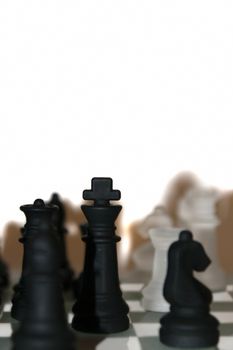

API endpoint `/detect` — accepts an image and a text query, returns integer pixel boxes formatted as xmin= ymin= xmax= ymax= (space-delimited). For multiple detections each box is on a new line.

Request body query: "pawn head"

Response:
xmin=34 ymin=199 xmax=46 ymax=208
xmin=179 ymin=230 xmax=193 ymax=242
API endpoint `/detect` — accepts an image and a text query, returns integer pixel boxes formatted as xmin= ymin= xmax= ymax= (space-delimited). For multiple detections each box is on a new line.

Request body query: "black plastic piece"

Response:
xmin=72 ymin=178 xmax=129 ymax=333
xmin=12 ymin=199 xmax=75 ymax=350
xmin=72 ymin=223 xmax=87 ymax=299
xmin=48 ymin=193 xmax=74 ymax=290
xmin=0 ymin=258 xmax=9 ymax=308
xmin=159 ymin=230 xmax=219 ymax=348
xmin=11 ymin=226 xmax=30 ymax=320
xmin=0 ymin=258 xmax=9 ymax=291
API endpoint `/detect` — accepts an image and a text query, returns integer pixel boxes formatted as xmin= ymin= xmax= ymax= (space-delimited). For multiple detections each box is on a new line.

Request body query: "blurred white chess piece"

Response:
xmin=141 ymin=227 xmax=182 ymax=312
xmin=177 ymin=187 xmax=227 ymax=291
xmin=132 ymin=206 xmax=172 ymax=271
xmin=138 ymin=206 xmax=173 ymax=238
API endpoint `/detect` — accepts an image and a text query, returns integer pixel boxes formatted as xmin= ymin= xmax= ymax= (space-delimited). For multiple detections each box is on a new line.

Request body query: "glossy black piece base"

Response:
xmin=160 ymin=311 xmax=219 ymax=348
xmin=12 ymin=326 xmax=75 ymax=350
xmin=72 ymin=314 xmax=129 ymax=334
xmin=72 ymin=289 xmax=129 ymax=333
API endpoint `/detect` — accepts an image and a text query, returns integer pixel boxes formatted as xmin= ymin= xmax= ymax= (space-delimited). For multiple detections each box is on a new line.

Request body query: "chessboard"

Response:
xmin=0 ymin=282 xmax=233 ymax=350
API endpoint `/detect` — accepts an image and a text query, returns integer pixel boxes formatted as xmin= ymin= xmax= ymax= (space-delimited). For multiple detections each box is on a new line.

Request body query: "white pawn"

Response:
xmin=133 ymin=206 xmax=172 ymax=272
xmin=178 ymin=187 xmax=227 ymax=291
xmin=141 ymin=227 xmax=182 ymax=312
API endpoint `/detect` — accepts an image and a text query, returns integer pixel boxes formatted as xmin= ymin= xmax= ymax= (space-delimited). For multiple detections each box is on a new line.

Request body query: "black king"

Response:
xmin=72 ymin=177 xmax=130 ymax=333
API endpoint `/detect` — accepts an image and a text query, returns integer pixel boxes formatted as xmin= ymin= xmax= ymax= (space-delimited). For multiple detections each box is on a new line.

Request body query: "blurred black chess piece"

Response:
xmin=48 ymin=193 xmax=74 ymax=290
xmin=159 ymin=230 xmax=219 ymax=348
xmin=72 ymin=177 xmax=129 ymax=333
xmin=12 ymin=199 xmax=75 ymax=350
xmin=0 ymin=257 xmax=9 ymax=291
xmin=72 ymin=223 xmax=87 ymax=299
xmin=11 ymin=227 xmax=28 ymax=320
xmin=0 ymin=255 xmax=9 ymax=312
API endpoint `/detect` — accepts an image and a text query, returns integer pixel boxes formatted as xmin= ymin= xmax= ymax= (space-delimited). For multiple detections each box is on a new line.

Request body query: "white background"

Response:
xmin=0 ymin=1 xmax=232 ymax=231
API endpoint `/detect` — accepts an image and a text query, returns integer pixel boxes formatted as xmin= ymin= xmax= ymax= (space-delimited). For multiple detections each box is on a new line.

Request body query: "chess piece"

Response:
xmin=72 ymin=223 xmax=87 ymax=299
xmin=178 ymin=187 xmax=227 ymax=291
xmin=72 ymin=177 xmax=129 ymax=333
xmin=138 ymin=205 xmax=173 ymax=238
xmin=142 ymin=227 xmax=181 ymax=312
xmin=12 ymin=199 xmax=75 ymax=350
xmin=11 ymin=226 xmax=29 ymax=320
xmin=48 ymin=193 xmax=74 ymax=290
xmin=0 ymin=258 xmax=9 ymax=290
xmin=160 ymin=230 xmax=219 ymax=348
xmin=0 ymin=256 xmax=9 ymax=318
xmin=133 ymin=206 xmax=173 ymax=271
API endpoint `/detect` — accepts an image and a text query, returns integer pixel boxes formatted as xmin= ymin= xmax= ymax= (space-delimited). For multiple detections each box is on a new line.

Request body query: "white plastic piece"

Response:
xmin=133 ymin=206 xmax=173 ymax=272
xmin=178 ymin=187 xmax=227 ymax=292
xmin=141 ymin=227 xmax=181 ymax=312
xmin=138 ymin=206 xmax=173 ymax=238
